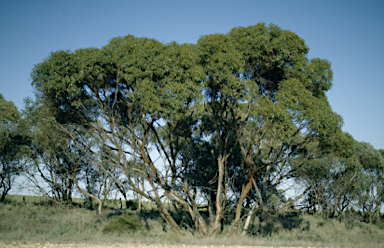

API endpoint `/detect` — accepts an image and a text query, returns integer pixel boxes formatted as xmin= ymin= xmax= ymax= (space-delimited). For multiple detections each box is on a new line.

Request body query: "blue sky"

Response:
xmin=1 ymin=0 xmax=384 ymax=149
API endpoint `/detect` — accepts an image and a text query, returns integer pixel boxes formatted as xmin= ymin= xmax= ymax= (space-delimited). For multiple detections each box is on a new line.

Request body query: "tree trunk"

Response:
xmin=82 ymin=189 xmax=102 ymax=214
xmin=137 ymin=178 xmax=144 ymax=212
xmin=231 ymin=178 xmax=253 ymax=235
xmin=208 ymin=196 xmax=215 ymax=229
xmin=0 ymin=192 xmax=6 ymax=202
xmin=212 ymin=156 xmax=225 ymax=234
xmin=156 ymin=199 xmax=183 ymax=234
xmin=74 ymin=178 xmax=103 ymax=214
xmin=242 ymin=203 xmax=258 ymax=236
xmin=0 ymin=178 xmax=10 ymax=202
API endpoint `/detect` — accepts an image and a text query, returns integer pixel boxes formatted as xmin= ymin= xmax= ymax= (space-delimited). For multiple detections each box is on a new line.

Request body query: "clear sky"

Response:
xmin=1 ymin=0 xmax=384 ymax=149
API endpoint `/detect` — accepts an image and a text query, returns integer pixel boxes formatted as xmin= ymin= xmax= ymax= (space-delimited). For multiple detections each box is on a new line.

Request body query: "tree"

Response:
xmin=0 ymin=93 xmax=30 ymax=202
xmin=354 ymin=142 xmax=384 ymax=223
xmin=30 ymin=23 xmax=346 ymax=236
xmin=20 ymin=99 xmax=79 ymax=204
xmin=32 ymin=37 xmax=205 ymax=233
xmin=295 ymin=139 xmax=384 ymax=225
xmin=296 ymin=148 xmax=362 ymax=216
xmin=197 ymin=23 xmax=345 ymax=234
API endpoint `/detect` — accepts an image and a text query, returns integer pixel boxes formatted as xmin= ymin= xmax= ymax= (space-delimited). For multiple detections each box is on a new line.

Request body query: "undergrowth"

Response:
xmin=1 ymin=195 xmax=384 ymax=247
xmin=102 ymin=213 xmax=142 ymax=233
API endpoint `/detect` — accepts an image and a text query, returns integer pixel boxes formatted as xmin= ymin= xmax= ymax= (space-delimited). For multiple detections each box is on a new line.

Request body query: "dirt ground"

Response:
xmin=0 ymin=244 xmax=324 ymax=248
xmin=0 ymin=244 xmax=327 ymax=248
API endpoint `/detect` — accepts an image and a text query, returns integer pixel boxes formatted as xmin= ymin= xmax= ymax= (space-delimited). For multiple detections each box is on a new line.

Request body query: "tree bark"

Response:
xmin=212 ymin=156 xmax=225 ymax=234
xmin=155 ymin=198 xmax=183 ymax=234
xmin=73 ymin=177 xmax=103 ymax=214
xmin=231 ymin=178 xmax=253 ymax=235
xmin=242 ymin=203 xmax=258 ymax=236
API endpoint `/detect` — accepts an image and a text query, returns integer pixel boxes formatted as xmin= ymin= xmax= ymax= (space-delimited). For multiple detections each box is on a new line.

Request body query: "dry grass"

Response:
xmin=1 ymin=195 xmax=384 ymax=248
xmin=0 ymin=244 xmax=330 ymax=248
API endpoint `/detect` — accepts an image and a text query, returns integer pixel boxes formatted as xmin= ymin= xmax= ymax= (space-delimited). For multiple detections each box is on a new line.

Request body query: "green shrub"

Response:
xmin=102 ymin=213 xmax=142 ymax=233
xmin=125 ymin=200 xmax=139 ymax=210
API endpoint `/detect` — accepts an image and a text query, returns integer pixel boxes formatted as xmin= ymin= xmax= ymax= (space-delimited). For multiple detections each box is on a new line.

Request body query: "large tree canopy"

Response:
xmin=30 ymin=23 xmax=352 ymax=235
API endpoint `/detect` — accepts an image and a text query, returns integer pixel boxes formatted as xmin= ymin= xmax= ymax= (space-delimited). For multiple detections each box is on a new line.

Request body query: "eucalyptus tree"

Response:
xmin=195 ymin=32 xmax=249 ymax=233
xmin=296 ymin=140 xmax=384 ymax=224
xmin=0 ymin=93 xmax=30 ymax=201
xmin=296 ymin=149 xmax=362 ymax=216
xmin=354 ymin=142 xmax=384 ymax=223
xmin=196 ymin=23 xmax=346 ymax=234
xmin=20 ymin=99 xmax=80 ymax=204
xmin=31 ymin=23 xmax=346 ymax=236
xmin=70 ymin=142 xmax=117 ymax=214
xmin=32 ymin=37 xmax=205 ymax=233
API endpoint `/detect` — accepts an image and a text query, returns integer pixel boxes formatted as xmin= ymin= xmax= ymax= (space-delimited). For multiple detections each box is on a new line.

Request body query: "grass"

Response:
xmin=1 ymin=195 xmax=384 ymax=247
xmin=4 ymin=194 xmax=157 ymax=210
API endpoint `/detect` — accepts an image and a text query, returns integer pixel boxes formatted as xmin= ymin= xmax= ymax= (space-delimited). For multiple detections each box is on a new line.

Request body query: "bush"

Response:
xmin=126 ymin=200 xmax=139 ymax=210
xmin=102 ymin=213 xmax=142 ymax=233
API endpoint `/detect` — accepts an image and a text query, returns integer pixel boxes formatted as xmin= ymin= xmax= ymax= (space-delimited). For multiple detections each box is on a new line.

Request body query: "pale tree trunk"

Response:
xmin=154 ymin=195 xmax=183 ymax=234
xmin=241 ymin=178 xmax=265 ymax=235
xmin=231 ymin=178 xmax=253 ymax=235
xmin=166 ymin=189 xmax=208 ymax=236
xmin=212 ymin=156 xmax=225 ymax=234
xmin=144 ymin=173 xmax=183 ymax=234
xmin=242 ymin=203 xmax=258 ymax=236
xmin=76 ymin=183 xmax=103 ymax=214
xmin=72 ymin=176 xmax=103 ymax=214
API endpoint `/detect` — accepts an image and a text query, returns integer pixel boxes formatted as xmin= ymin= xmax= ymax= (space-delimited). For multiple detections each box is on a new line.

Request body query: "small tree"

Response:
xmin=354 ymin=142 xmax=384 ymax=223
xmin=0 ymin=93 xmax=30 ymax=202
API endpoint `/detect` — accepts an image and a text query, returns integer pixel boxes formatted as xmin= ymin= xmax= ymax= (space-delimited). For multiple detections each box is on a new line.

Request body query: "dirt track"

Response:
xmin=0 ymin=244 xmax=322 ymax=248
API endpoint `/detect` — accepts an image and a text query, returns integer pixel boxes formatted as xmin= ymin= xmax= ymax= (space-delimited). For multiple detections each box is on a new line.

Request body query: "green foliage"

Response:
xmin=3 ymin=22 xmax=381 ymax=237
xmin=102 ymin=213 xmax=142 ymax=234
xmin=353 ymin=141 xmax=384 ymax=223
xmin=125 ymin=199 xmax=139 ymax=210
xmin=0 ymin=93 xmax=31 ymax=201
